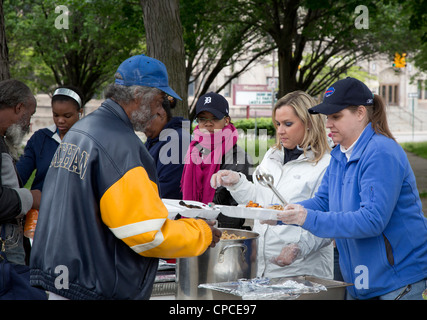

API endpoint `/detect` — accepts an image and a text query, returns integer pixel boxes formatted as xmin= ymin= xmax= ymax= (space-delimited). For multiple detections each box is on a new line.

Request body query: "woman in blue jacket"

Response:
xmin=278 ymin=77 xmax=427 ymax=300
xmin=17 ymin=86 xmax=84 ymax=191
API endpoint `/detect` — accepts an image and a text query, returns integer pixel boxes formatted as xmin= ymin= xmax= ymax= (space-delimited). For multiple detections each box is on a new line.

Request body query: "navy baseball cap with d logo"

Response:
xmin=195 ymin=92 xmax=229 ymax=119
xmin=309 ymin=77 xmax=374 ymax=115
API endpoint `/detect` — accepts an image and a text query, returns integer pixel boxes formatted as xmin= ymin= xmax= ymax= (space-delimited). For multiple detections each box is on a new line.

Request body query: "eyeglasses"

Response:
xmin=196 ymin=116 xmax=224 ymax=124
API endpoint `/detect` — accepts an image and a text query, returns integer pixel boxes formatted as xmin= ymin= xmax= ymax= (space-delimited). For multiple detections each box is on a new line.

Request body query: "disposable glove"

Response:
xmin=270 ymin=243 xmax=301 ymax=267
xmin=277 ymin=204 xmax=307 ymax=226
xmin=210 ymin=170 xmax=240 ymax=188
xmin=260 ymin=219 xmax=277 ymax=226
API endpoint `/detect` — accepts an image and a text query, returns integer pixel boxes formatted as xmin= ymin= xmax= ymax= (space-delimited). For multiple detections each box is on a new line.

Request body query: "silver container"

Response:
xmin=176 ymin=228 xmax=259 ymax=300
xmin=208 ymin=275 xmax=352 ymax=300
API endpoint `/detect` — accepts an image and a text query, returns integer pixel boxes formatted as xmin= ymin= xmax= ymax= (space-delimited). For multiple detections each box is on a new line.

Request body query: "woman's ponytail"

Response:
xmin=368 ymin=94 xmax=395 ymax=141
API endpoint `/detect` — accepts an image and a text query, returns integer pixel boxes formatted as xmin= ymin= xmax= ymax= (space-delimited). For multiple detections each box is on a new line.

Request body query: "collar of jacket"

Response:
xmin=46 ymin=124 xmax=61 ymax=143
xmin=268 ymin=146 xmax=313 ymax=165
xmin=331 ymin=122 xmax=375 ymax=164
xmin=102 ymin=98 xmax=134 ymax=130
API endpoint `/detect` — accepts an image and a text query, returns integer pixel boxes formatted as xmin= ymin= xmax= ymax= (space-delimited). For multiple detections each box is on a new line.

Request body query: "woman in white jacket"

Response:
xmin=211 ymin=91 xmax=334 ymax=279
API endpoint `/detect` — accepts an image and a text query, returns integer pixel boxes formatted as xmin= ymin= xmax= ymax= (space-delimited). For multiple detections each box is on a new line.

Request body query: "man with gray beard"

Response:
xmin=30 ymin=55 xmax=221 ymax=300
xmin=0 ymin=79 xmax=40 ymax=265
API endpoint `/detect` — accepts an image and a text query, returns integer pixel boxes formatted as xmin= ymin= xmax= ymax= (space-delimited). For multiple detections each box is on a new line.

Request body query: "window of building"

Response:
xmin=379 ymin=83 xmax=399 ymax=105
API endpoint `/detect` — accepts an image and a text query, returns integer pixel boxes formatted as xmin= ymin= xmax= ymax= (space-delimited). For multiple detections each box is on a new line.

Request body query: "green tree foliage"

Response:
xmin=5 ymin=0 xmax=144 ymax=102
xmin=220 ymin=0 xmax=426 ymax=97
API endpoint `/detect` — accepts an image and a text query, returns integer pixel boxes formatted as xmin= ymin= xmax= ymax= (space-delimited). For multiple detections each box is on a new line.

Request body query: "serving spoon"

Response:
xmin=254 ymin=166 xmax=288 ymax=207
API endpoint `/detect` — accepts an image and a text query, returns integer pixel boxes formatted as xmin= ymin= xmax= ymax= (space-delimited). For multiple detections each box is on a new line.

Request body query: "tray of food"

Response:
xmin=162 ymin=199 xmax=220 ymax=219
xmin=217 ymin=201 xmax=284 ymax=220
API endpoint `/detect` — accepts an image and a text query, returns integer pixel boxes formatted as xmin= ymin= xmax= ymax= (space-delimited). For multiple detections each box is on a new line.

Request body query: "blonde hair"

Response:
xmin=272 ymin=90 xmax=331 ymax=163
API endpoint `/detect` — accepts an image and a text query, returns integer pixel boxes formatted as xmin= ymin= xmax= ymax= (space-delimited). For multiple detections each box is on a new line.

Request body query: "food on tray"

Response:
xmin=179 ymin=200 xmax=202 ymax=209
xmin=245 ymin=201 xmax=283 ymax=210
xmin=221 ymin=230 xmax=247 ymax=240
xmin=246 ymin=201 xmax=262 ymax=208
xmin=267 ymin=204 xmax=285 ymax=211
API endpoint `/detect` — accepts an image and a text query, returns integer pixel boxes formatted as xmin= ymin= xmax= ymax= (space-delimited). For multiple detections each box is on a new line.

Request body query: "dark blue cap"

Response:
xmin=309 ymin=77 xmax=373 ymax=115
xmin=196 ymin=92 xmax=229 ymax=119
xmin=115 ymin=54 xmax=181 ymax=100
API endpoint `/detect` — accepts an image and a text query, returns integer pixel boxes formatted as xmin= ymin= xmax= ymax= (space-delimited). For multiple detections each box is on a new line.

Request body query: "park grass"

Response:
xmin=400 ymin=141 xmax=427 ymax=159
xmin=400 ymin=142 xmax=427 ymax=210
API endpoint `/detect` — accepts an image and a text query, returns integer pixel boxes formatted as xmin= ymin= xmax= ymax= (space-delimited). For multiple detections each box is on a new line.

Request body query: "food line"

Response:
xmin=151 ymin=200 xmax=350 ymax=300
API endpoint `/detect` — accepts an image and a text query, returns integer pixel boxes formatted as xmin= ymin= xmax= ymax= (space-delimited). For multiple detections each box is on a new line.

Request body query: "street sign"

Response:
xmin=233 ymin=84 xmax=274 ymax=106
xmin=267 ymin=78 xmax=277 ymax=90
xmin=408 ymin=93 xmax=418 ymax=98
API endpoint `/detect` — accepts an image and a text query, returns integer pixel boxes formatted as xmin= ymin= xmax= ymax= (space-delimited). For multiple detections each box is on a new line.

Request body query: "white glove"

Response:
xmin=277 ymin=204 xmax=307 ymax=226
xmin=260 ymin=219 xmax=277 ymax=226
xmin=210 ymin=170 xmax=240 ymax=189
xmin=270 ymin=243 xmax=301 ymax=267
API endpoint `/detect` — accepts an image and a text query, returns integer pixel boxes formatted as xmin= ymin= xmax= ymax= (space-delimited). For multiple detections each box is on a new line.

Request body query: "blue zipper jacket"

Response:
xmin=300 ymin=124 xmax=427 ymax=299
xmin=17 ymin=125 xmax=60 ymax=191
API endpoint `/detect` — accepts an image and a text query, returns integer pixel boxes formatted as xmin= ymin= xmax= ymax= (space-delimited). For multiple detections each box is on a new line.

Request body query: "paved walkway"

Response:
xmin=406 ymin=151 xmax=427 ymax=212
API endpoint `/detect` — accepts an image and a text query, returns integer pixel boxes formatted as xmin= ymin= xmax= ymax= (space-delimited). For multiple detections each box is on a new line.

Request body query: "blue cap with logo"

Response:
xmin=195 ymin=92 xmax=229 ymax=119
xmin=309 ymin=77 xmax=373 ymax=115
xmin=115 ymin=54 xmax=182 ymax=100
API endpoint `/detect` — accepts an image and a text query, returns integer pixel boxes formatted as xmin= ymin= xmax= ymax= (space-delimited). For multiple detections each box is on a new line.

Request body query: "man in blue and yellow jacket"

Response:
xmin=30 ymin=55 xmax=221 ymax=300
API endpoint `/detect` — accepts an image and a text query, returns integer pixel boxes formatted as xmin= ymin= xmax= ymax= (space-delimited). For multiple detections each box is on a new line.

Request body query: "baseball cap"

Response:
xmin=309 ymin=77 xmax=374 ymax=115
xmin=115 ymin=54 xmax=182 ymax=100
xmin=195 ymin=92 xmax=229 ymax=119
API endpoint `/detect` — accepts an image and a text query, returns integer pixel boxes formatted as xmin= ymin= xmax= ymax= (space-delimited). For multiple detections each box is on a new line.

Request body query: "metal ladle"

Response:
xmin=254 ymin=167 xmax=288 ymax=207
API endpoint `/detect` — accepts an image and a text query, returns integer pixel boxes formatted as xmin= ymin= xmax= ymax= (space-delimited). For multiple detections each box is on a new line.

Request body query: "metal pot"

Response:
xmin=176 ymin=228 xmax=259 ymax=300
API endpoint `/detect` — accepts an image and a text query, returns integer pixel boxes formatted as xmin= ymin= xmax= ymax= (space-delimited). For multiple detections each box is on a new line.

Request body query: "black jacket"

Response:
xmin=30 ymin=99 xmax=212 ymax=299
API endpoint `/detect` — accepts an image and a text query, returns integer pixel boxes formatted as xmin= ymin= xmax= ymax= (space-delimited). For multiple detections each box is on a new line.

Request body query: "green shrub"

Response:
xmin=233 ymin=117 xmax=276 ymax=137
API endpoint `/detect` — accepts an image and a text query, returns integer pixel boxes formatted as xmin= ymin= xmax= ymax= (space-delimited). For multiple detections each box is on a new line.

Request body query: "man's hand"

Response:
xmin=205 ymin=220 xmax=222 ymax=247
xmin=30 ymin=189 xmax=42 ymax=210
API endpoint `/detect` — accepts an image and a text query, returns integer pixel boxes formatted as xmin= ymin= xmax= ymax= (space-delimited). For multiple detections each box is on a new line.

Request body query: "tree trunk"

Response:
xmin=0 ymin=0 xmax=10 ymax=81
xmin=277 ymin=49 xmax=300 ymax=98
xmin=140 ymin=0 xmax=188 ymax=118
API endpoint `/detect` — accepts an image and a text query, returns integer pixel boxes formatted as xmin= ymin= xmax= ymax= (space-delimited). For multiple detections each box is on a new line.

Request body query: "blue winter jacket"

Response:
xmin=17 ymin=126 xmax=60 ymax=191
xmin=300 ymin=124 xmax=427 ymax=299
